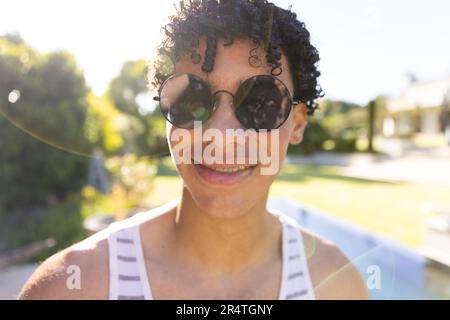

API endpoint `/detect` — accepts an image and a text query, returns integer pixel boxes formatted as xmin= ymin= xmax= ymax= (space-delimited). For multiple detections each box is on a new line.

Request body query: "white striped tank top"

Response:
xmin=107 ymin=207 xmax=315 ymax=300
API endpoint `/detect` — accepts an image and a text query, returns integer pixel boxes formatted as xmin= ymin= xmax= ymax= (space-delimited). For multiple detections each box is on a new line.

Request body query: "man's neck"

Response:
xmin=171 ymin=189 xmax=281 ymax=275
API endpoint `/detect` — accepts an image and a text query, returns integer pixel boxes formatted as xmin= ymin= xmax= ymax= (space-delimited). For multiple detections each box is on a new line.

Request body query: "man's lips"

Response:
xmin=192 ymin=162 xmax=257 ymax=185
xmin=190 ymin=158 xmax=258 ymax=171
xmin=196 ymin=163 xmax=256 ymax=172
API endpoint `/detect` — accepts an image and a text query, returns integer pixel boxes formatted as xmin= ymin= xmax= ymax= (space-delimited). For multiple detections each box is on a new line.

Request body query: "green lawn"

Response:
xmin=149 ymin=158 xmax=450 ymax=249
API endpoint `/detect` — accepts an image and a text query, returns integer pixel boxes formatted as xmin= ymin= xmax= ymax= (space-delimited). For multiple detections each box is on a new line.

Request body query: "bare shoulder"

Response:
xmin=18 ymin=229 xmax=110 ymax=300
xmin=299 ymin=227 xmax=369 ymax=300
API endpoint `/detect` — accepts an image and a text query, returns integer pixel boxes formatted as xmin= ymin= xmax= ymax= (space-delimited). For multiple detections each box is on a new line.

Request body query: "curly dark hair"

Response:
xmin=150 ymin=0 xmax=324 ymax=115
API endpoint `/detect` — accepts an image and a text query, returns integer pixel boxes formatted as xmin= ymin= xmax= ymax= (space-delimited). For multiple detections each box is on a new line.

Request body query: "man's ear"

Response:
xmin=289 ymin=103 xmax=309 ymax=145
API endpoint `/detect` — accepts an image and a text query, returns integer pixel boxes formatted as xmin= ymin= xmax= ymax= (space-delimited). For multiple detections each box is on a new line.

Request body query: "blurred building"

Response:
xmin=383 ymin=76 xmax=450 ymax=140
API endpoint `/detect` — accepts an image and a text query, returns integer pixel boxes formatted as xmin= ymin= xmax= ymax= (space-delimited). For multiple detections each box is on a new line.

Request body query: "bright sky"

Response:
xmin=1 ymin=0 xmax=449 ymax=105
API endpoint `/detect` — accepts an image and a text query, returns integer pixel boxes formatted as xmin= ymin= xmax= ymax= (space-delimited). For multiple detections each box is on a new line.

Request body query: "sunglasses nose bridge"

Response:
xmin=204 ymin=91 xmax=242 ymax=132
xmin=212 ymin=89 xmax=234 ymax=108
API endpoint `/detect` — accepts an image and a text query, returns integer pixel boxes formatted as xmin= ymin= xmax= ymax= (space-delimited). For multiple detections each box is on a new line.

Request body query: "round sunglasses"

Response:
xmin=153 ymin=73 xmax=299 ymax=131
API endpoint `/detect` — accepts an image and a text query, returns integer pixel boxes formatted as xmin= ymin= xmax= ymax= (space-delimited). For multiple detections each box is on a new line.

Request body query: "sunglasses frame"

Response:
xmin=153 ymin=72 xmax=300 ymax=131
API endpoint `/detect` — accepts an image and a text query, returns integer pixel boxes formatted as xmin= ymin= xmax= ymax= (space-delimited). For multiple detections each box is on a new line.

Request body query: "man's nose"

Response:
xmin=203 ymin=91 xmax=243 ymax=132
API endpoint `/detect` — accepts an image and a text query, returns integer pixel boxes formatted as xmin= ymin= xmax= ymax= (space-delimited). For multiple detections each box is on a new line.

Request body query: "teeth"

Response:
xmin=210 ymin=165 xmax=251 ymax=173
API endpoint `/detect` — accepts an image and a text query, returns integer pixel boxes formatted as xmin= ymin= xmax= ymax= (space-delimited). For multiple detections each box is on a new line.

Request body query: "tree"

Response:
xmin=367 ymin=99 xmax=376 ymax=152
xmin=0 ymin=35 xmax=95 ymax=254
xmin=0 ymin=35 xmax=90 ymax=209
xmin=106 ymin=60 xmax=168 ymax=158
xmin=84 ymin=92 xmax=124 ymax=153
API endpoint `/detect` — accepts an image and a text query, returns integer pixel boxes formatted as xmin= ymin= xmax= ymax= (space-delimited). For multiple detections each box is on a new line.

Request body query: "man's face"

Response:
xmin=165 ymin=36 xmax=308 ymax=218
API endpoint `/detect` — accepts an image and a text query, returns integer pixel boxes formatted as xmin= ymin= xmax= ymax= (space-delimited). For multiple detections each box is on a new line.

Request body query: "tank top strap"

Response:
xmin=107 ymin=219 xmax=153 ymax=300
xmin=275 ymin=212 xmax=316 ymax=300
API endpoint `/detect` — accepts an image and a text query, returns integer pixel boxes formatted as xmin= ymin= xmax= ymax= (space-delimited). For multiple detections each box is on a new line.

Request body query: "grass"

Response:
xmin=149 ymin=158 xmax=450 ymax=249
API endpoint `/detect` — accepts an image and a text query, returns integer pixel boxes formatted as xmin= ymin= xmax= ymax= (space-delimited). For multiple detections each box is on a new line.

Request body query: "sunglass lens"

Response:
xmin=234 ymin=75 xmax=291 ymax=130
xmin=159 ymin=74 xmax=212 ymax=129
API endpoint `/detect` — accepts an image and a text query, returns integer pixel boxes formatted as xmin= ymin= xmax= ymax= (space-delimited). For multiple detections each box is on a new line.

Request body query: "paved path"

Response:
xmin=0 ymin=264 xmax=38 ymax=299
xmin=288 ymin=147 xmax=450 ymax=187
xmin=343 ymin=148 xmax=450 ymax=187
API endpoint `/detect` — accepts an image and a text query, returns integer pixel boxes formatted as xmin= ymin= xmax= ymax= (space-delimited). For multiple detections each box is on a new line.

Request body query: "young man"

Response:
xmin=19 ymin=0 xmax=367 ymax=300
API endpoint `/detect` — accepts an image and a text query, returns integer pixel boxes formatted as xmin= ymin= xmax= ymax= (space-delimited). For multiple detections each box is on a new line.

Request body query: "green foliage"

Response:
xmin=319 ymin=100 xmax=365 ymax=136
xmin=0 ymin=36 xmax=91 ymax=210
xmin=107 ymin=60 xmax=149 ymax=115
xmin=142 ymin=108 xmax=169 ymax=158
xmin=0 ymin=192 xmax=86 ymax=259
xmin=288 ymin=99 xmax=365 ymax=155
xmin=0 ymin=38 xmax=165 ymax=257
xmin=84 ymin=93 xmax=124 ymax=153
xmin=331 ymin=128 xmax=359 ymax=153
xmin=0 ymin=35 xmax=92 ymax=257
xmin=103 ymin=154 xmax=157 ymax=219
xmin=288 ymin=118 xmax=330 ymax=155
xmin=106 ymin=60 xmax=169 ymax=158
